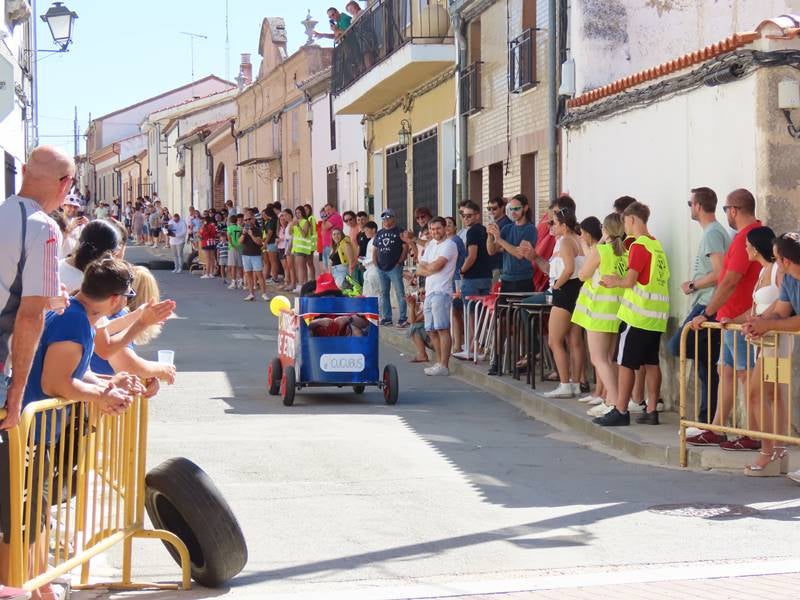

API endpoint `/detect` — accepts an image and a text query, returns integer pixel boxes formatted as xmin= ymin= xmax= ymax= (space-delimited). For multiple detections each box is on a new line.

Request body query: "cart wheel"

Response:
xmin=383 ymin=364 xmax=399 ymax=405
xmin=267 ymin=357 xmax=282 ymax=396
xmin=281 ymin=366 xmax=296 ymax=406
xmin=353 ymin=384 xmax=366 ymax=394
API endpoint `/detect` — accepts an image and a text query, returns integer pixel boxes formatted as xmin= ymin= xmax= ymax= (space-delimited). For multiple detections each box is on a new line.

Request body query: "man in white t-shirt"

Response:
xmin=416 ymin=217 xmax=457 ymax=376
xmin=61 ymin=195 xmax=88 ymax=258
xmin=167 ymin=213 xmax=189 ymax=273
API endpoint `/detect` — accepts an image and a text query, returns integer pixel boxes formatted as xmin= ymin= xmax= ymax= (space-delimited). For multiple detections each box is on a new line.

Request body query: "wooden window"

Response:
xmin=488 ymin=162 xmax=503 ymax=204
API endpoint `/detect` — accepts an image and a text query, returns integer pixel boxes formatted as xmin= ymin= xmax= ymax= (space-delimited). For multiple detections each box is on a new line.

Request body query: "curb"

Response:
xmin=379 ymin=327 xmax=705 ymax=469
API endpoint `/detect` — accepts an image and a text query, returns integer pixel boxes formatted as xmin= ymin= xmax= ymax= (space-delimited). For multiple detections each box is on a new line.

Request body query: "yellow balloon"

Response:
xmin=269 ymin=295 xmax=291 ymax=317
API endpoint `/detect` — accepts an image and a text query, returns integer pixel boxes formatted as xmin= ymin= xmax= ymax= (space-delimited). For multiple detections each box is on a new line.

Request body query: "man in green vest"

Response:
xmin=594 ymin=202 xmax=670 ymax=427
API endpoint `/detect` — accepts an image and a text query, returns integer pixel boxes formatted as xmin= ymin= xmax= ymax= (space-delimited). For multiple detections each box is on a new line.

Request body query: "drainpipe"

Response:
xmin=453 ymin=13 xmax=468 ymax=202
xmin=547 ymin=0 xmax=558 ymax=202
xmin=230 ymin=119 xmax=239 ymax=207
xmin=133 ymin=154 xmax=143 ymax=198
xmin=203 ymin=132 xmax=214 ymax=209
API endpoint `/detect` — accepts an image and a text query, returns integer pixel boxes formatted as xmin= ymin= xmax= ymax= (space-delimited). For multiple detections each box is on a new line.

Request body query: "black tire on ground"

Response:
xmin=267 ymin=357 xmax=282 ymax=396
xmin=383 ymin=364 xmax=399 ymax=405
xmin=352 ymin=384 xmax=366 ymax=394
xmin=282 ymin=365 xmax=296 ymax=406
xmin=148 ymin=259 xmax=176 ymax=271
xmin=144 ymin=457 xmax=247 ymax=587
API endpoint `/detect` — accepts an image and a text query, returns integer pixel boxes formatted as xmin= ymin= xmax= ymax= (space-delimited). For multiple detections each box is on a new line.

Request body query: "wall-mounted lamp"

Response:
xmin=778 ymin=78 xmax=800 ymax=139
xmin=398 ymin=119 xmax=411 ymax=146
xmin=40 ymin=2 xmax=79 ymax=52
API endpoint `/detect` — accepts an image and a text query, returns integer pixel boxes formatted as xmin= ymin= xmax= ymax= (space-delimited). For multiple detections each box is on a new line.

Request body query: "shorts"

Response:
xmin=460 ymin=278 xmax=492 ymax=299
xmin=0 ymin=434 xmax=50 ymax=543
xmin=242 ymin=254 xmax=263 ymax=272
xmin=552 ymin=278 xmax=582 ymax=312
xmin=617 ymin=323 xmax=662 ymax=370
xmin=321 ymin=246 xmax=331 ymax=268
xmin=278 ymin=248 xmax=286 ymax=261
xmin=267 ymin=243 xmax=278 ymax=253
xmin=407 ymin=322 xmax=433 ymax=349
xmin=721 ymin=329 xmax=756 ymax=371
xmin=500 ymin=278 xmax=534 ymax=294
xmin=423 ymin=292 xmax=452 ymax=332
xmin=227 ymin=248 xmax=243 ymax=268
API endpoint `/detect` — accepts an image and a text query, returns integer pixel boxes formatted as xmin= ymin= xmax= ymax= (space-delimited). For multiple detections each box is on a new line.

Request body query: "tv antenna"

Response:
xmin=225 ymin=0 xmax=231 ymax=80
xmin=181 ymin=31 xmax=208 ymax=84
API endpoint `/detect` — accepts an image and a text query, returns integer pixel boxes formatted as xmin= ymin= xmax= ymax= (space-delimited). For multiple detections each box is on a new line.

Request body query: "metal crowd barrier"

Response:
xmin=2 ymin=394 xmax=191 ymax=593
xmin=678 ymin=322 xmax=800 ymax=467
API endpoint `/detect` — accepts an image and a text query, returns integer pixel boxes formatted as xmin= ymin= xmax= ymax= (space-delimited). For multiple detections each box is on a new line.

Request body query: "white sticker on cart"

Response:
xmin=320 ymin=354 xmax=365 ymax=372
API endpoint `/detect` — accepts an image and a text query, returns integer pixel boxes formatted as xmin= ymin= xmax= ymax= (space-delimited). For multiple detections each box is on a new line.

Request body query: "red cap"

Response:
xmin=314 ymin=273 xmax=339 ymax=295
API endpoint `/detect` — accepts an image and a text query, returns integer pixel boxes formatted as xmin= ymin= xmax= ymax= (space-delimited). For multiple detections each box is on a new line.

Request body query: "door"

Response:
xmin=372 ymin=152 xmax=384 ymax=218
xmin=386 ymin=145 xmax=408 ymax=229
xmin=412 ymin=129 xmax=437 ymax=228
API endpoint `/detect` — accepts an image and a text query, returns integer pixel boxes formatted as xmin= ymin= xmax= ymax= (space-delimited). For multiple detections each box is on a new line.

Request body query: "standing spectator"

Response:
xmin=417 ymin=217 xmax=458 ymax=376
xmin=199 ymin=216 xmax=218 ymax=279
xmin=278 ymin=209 xmax=295 ymax=292
xmin=131 ymin=205 xmax=146 ymax=245
xmin=343 ymin=210 xmax=358 ymax=244
xmin=320 ymin=203 xmax=344 ymax=273
xmin=291 ymin=206 xmax=314 ymax=292
xmin=374 ymin=209 xmax=408 ymax=327
xmin=305 ymin=203 xmax=319 ymax=282
xmin=216 ymin=224 xmax=229 ymax=284
xmin=60 ymin=220 xmax=121 ymax=294
xmin=94 ymin=202 xmax=109 ymax=220
xmin=262 ymin=206 xmax=279 ymax=283
xmin=330 ymin=228 xmax=356 ymax=288
xmin=239 ymin=209 xmax=267 ymax=301
xmin=167 ymin=213 xmax=188 ymax=273
xmin=60 ymin=195 xmax=87 ymax=258
xmin=487 ymin=197 xmax=511 ymax=277
xmin=488 ymin=194 xmax=537 ymax=293
xmin=594 ymin=202 xmax=670 ymax=427
xmin=313 ymin=6 xmax=352 ymax=41
xmin=453 ymin=200 xmax=493 ymax=360
xmin=148 ymin=206 xmax=161 ymax=247
xmin=227 ymin=214 xmax=244 ymax=289
xmin=667 ymin=188 xmax=729 ymax=424
xmin=687 ymin=189 xmax=762 ymax=446
xmin=361 ymin=221 xmax=380 ymax=298
xmin=0 ymin=146 xmax=71 ymax=431
xmin=445 ymin=216 xmax=466 ymax=354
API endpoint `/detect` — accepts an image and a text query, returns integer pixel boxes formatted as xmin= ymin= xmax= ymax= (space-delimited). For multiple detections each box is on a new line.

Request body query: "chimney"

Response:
xmin=240 ymin=53 xmax=253 ymax=85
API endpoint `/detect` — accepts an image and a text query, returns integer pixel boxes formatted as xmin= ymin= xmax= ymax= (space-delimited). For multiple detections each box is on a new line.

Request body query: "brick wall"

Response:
xmin=466 ymin=0 xmax=552 ymax=219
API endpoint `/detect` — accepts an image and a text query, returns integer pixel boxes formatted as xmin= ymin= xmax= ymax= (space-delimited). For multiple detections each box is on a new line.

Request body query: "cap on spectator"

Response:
xmin=63 ymin=196 xmax=81 ymax=207
xmin=380 ymin=208 xmax=396 ymax=219
xmin=314 ymin=273 xmax=339 ymax=295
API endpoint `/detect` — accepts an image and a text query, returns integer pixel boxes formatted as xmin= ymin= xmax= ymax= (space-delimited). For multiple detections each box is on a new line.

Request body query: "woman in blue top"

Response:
xmin=446 ymin=216 xmax=467 ymax=355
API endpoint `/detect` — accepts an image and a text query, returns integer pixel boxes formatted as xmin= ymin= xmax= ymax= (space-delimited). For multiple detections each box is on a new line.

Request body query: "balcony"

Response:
xmin=509 ymin=28 xmax=536 ymax=93
xmin=459 ymin=61 xmax=481 ymax=116
xmin=332 ymin=0 xmax=455 ymax=115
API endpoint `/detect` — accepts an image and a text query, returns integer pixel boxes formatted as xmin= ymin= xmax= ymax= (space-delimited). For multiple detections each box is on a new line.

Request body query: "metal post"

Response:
xmin=547 ymin=0 xmax=558 ymax=202
xmin=73 ymin=105 xmax=78 ymax=157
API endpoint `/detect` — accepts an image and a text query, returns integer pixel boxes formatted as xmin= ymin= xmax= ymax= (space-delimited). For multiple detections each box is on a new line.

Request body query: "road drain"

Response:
xmin=648 ymin=503 xmax=759 ymax=520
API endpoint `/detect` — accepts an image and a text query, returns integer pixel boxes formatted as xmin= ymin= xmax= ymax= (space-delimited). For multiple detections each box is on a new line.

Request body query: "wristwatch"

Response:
xmin=688 ymin=281 xmax=696 ymax=292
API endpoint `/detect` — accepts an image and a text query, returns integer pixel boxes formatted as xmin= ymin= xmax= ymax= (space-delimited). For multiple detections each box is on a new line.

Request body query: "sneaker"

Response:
xmin=200 ymin=274 xmax=210 ymax=279
xmin=175 ymin=268 xmax=183 ymax=273
xmin=587 ymin=403 xmax=614 ymax=417
xmin=593 ymin=407 xmax=630 ymax=426
xmin=395 ymin=320 xmax=409 ymax=329
xmin=425 ymin=364 xmax=449 ymax=376
xmin=237 ymin=280 xmax=244 ymax=289
xmin=261 ymin=293 xmax=269 ymax=301
xmin=686 ymin=431 xmax=726 ymax=446
xmin=424 ymin=363 xmax=442 ymax=375
xmin=786 ymin=470 xmax=800 ymax=485
xmin=453 ymin=350 xmax=473 ymax=360
xmin=686 ymin=427 xmax=706 ymax=438
xmin=579 ymin=381 xmax=591 ymax=394
xmin=380 ymin=319 xmax=393 ymax=326
xmin=293 ymin=285 xmax=302 ymax=293
xmin=719 ymin=436 xmax=761 ymax=451
xmin=578 ymin=395 xmax=598 ymax=403
xmin=587 ymin=396 xmax=604 ymax=405
xmin=207 ymin=274 xmax=215 ymax=279
xmin=487 ymin=364 xmax=499 ymax=376
xmin=635 ymin=410 xmax=660 ymax=425
xmin=570 ymin=382 xmax=581 ymax=396
xmin=628 ymin=400 xmax=646 ymax=413
xmin=543 ymin=383 xmax=574 ymax=399
xmin=266 ymin=277 xmax=275 ymax=284
xmin=243 ymin=294 xmax=255 ymax=301
xmin=228 ymin=282 xmax=237 ymax=290
xmin=656 ymin=398 xmax=665 ymax=411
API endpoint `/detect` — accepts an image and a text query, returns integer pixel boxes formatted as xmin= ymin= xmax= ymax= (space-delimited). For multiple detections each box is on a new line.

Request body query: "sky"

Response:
xmin=36 ymin=0 xmax=338 ymax=155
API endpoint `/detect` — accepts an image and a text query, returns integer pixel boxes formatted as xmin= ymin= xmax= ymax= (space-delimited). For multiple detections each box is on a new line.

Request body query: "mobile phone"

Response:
xmin=76 ymin=210 xmax=85 ymax=218
xmin=487 ymin=214 xmax=495 ymax=224
xmin=329 ymin=18 xmax=336 ymax=26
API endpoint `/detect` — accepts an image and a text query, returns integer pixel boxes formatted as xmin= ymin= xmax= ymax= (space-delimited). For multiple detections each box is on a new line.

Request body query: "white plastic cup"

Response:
xmin=157 ymin=350 xmax=175 ymax=365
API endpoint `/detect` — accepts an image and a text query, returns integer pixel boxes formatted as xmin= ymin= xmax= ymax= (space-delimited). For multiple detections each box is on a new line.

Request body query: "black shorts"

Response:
xmin=552 ymin=278 xmax=582 ymax=313
xmin=0 ymin=433 xmax=50 ymax=543
xmin=500 ymin=279 xmax=533 ymax=294
xmin=617 ymin=323 xmax=662 ymax=369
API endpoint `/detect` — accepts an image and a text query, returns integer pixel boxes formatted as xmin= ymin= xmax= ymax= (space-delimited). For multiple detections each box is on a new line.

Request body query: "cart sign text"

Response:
xmin=320 ymin=353 xmax=365 ymax=372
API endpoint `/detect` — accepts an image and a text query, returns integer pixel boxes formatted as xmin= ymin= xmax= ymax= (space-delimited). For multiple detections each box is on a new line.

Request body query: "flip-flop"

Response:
xmin=409 ymin=357 xmax=429 ymax=363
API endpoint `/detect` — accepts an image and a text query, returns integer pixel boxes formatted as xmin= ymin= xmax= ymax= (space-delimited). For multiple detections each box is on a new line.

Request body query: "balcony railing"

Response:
xmin=331 ymin=0 xmax=454 ymax=96
xmin=509 ymin=28 xmax=536 ymax=93
xmin=459 ymin=61 xmax=482 ymax=116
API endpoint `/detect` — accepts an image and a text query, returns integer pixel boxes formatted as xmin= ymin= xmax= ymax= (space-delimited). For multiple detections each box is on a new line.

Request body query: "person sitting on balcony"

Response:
xmin=314 ymin=7 xmax=352 ymax=42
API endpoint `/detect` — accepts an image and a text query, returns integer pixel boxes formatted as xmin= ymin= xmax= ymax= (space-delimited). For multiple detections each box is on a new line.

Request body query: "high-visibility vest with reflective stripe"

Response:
xmin=617 ymin=235 xmax=670 ymax=332
xmin=291 ymin=219 xmax=314 ymax=254
xmin=572 ymin=242 xmax=628 ymax=333
xmin=308 ymin=215 xmax=318 ymax=247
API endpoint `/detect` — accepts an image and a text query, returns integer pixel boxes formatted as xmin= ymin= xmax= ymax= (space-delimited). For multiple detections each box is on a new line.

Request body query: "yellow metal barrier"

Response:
xmin=1 ymin=394 xmax=191 ymax=593
xmin=679 ymin=322 xmax=800 ymax=467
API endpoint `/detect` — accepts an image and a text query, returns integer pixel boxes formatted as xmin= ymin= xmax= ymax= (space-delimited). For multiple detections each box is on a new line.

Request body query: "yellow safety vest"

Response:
xmin=337 ymin=236 xmax=355 ymax=265
xmin=308 ymin=215 xmax=318 ymax=247
xmin=291 ymin=219 xmax=314 ymax=255
xmin=617 ymin=235 xmax=670 ymax=332
xmin=572 ymin=243 xmax=627 ymax=333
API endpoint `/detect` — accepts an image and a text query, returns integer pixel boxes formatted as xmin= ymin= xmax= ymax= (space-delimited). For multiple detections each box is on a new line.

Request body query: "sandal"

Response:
xmin=544 ymin=371 xmax=559 ymax=382
xmin=744 ymin=450 xmax=783 ymax=477
xmin=409 ymin=357 xmax=429 ymax=363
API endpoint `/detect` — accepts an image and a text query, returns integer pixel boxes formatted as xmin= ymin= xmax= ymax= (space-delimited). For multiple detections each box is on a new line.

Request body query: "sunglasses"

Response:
xmin=460 ymin=212 xmax=477 ymax=218
xmin=507 ymin=206 xmax=523 ymax=212
xmin=489 ymin=205 xmax=502 ymax=211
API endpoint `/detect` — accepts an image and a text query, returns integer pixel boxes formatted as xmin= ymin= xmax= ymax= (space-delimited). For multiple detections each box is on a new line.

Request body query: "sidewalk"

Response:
xmin=378 ymin=326 xmax=799 ymax=473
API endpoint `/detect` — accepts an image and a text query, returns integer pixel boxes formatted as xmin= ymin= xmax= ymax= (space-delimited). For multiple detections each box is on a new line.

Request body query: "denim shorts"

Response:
xmin=266 ymin=243 xmax=278 ymax=253
xmin=242 ymin=254 xmax=263 ymax=273
xmin=321 ymin=246 xmax=331 ymax=267
xmin=424 ymin=292 xmax=452 ymax=331
xmin=460 ymin=278 xmax=492 ymax=299
xmin=721 ymin=329 xmax=756 ymax=371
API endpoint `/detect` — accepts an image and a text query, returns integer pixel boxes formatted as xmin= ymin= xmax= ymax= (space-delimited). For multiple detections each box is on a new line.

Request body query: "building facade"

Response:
xmin=333 ymin=0 xmax=456 ymax=229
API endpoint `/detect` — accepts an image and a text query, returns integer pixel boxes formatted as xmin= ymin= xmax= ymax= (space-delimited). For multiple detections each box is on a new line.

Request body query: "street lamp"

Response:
xmin=40 ymin=2 xmax=79 ymax=52
xmin=398 ymin=119 xmax=411 ymax=146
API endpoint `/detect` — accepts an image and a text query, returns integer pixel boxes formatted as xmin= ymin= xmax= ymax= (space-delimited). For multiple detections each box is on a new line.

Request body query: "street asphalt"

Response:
xmin=75 ymin=245 xmax=800 ymax=600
